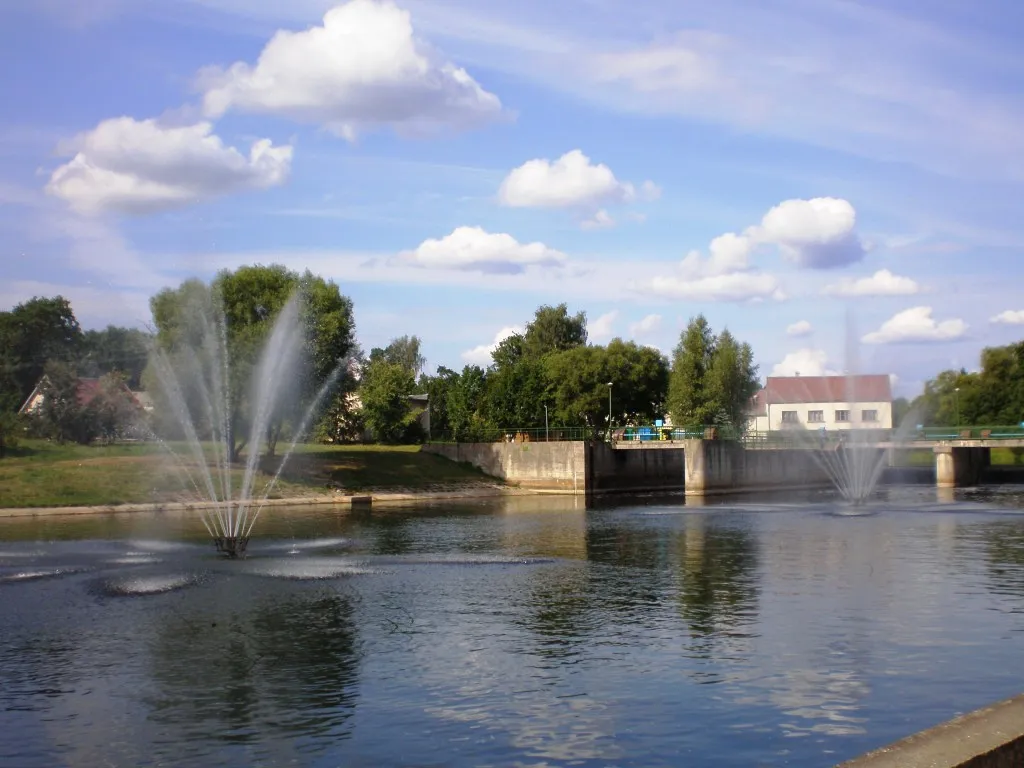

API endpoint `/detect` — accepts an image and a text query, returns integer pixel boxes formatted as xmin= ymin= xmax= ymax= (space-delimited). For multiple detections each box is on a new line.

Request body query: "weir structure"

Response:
xmin=424 ymin=428 xmax=1024 ymax=498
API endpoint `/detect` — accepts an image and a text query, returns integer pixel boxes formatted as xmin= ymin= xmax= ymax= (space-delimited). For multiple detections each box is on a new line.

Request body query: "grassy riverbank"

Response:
xmin=0 ymin=440 xmax=500 ymax=508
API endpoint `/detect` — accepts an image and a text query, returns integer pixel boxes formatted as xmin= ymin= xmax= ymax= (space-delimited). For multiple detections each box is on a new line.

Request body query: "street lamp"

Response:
xmin=544 ymin=404 xmax=549 ymax=442
xmin=607 ymin=381 xmax=614 ymax=440
xmin=954 ymin=387 xmax=961 ymax=428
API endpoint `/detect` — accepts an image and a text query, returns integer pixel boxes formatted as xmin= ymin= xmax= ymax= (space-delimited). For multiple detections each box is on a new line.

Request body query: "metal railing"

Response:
xmin=428 ymin=426 xmax=595 ymax=444
xmin=427 ymin=424 xmax=1024 ymax=445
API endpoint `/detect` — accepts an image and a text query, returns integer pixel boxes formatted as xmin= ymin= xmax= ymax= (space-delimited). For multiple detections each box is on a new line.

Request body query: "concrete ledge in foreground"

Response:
xmin=837 ymin=694 xmax=1024 ymax=768
xmin=0 ymin=486 xmax=531 ymax=518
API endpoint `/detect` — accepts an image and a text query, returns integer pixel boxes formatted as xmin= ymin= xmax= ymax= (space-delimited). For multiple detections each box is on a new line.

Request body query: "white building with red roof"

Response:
xmin=746 ymin=374 xmax=893 ymax=433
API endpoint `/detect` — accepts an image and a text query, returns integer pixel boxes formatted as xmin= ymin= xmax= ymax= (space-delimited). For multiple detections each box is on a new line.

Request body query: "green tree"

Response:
xmin=667 ymin=315 xmax=717 ymax=427
xmin=604 ymin=338 xmax=670 ymax=425
xmin=668 ymin=318 xmax=760 ymax=431
xmin=521 ymin=304 xmax=587 ymax=359
xmin=79 ymin=326 xmax=152 ymax=389
xmin=36 ymin=360 xmax=90 ymax=444
xmin=0 ymin=296 xmax=83 ymax=412
xmin=484 ymin=355 xmax=548 ymax=430
xmin=447 ymin=366 xmax=489 ymax=440
xmin=359 ymin=359 xmax=418 ymax=443
xmin=703 ymin=330 xmax=759 ymax=430
xmin=544 ymin=346 xmax=610 ymax=430
xmin=149 ymin=265 xmax=356 ymax=460
xmin=85 ymin=372 xmax=143 ymax=443
xmin=0 ymin=412 xmax=24 ymax=458
xmin=892 ymin=396 xmax=911 ymax=427
xmin=371 ymin=335 xmax=425 ymax=377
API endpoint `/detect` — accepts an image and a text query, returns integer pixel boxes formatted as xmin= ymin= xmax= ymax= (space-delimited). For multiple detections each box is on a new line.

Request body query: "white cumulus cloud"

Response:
xmin=862 ymin=306 xmax=967 ymax=344
xmin=461 ymin=326 xmax=522 ymax=366
xmin=823 ymin=269 xmax=921 ymax=296
xmin=498 ymin=149 xmax=658 ymax=211
xmin=771 ymin=349 xmax=840 ymax=377
xmin=650 ymin=272 xmax=783 ymax=302
xmin=399 ymin=226 xmax=567 ymax=274
xmin=646 ymin=195 xmax=863 ymax=302
xmin=199 ymin=0 xmax=502 ymax=139
xmin=755 ymin=197 xmax=865 ymax=268
xmin=786 ymin=320 xmax=813 ymax=337
xmin=629 ymin=314 xmax=662 ymax=336
xmin=46 ymin=117 xmax=292 ymax=215
xmin=580 ymin=209 xmax=616 ymax=230
xmin=991 ymin=310 xmax=1024 ymax=325
xmin=588 ymin=310 xmax=619 ymax=341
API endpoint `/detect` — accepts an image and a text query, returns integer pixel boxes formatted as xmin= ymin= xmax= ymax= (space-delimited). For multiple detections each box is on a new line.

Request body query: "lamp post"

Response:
xmin=954 ymin=387 xmax=961 ymax=428
xmin=544 ymin=404 xmax=549 ymax=441
xmin=607 ymin=381 xmax=614 ymax=440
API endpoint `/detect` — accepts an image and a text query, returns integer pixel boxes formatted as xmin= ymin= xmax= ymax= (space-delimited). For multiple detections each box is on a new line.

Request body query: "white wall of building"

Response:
xmin=750 ymin=400 xmax=892 ymax=432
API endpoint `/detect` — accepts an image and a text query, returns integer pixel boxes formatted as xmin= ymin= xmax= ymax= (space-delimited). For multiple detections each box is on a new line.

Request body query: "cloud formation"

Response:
xmin=786 ymin=320 xmax=813 ymax=337
xmin=46 ymin=118 xmax=292 ymax=215
xmin=588 ymin=310 xmax=618 ymax=341
xmin=199 ymin=0 xmax=502 ymax=139
xmin=498 ymin=150 xmax=659 ymax=219
xmin=771 ymin=348 xmax=838 ymax=377
xmin=862 ymin=306 xmax=967 ymax=344
xmin=823 ymin=269 xmax=921 ymax=297
xmin=754 ymin=198 xmax=865 ymax=268
xmin=991 ymin=310 xmax=1024 ymax=325
xmin=629 ymin=313 xmax=662 ymax=336
xmin=400 ymin=226 xmax=567 ymax=273
xmin=461 ymin=325 xmax=522 ymax=365
xmin=646 ymin=195 xmax=862 ymax=302
xmin=580 ymin=209 xmax=616 ymax=230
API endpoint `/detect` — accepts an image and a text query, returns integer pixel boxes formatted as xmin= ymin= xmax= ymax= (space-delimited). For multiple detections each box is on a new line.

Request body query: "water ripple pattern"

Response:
xmin=0 ymin=488 xmax=1023 ymax=767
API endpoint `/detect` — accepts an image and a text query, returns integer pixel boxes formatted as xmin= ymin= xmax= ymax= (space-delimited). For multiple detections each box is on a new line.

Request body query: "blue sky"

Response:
xmin=2 ymin=0 xmax=1024 ymax=397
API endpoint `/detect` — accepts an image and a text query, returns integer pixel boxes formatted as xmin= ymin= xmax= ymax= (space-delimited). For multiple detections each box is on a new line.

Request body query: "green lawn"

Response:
xmin=0 ymin=440 xmax=499 ymax=508
xmin=892 ymin=447 xmax=1024 ymax=467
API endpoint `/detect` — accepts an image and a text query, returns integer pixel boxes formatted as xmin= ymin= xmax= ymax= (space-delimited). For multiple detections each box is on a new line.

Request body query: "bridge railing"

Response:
xmin=911 ymin=425 xmax=1024 ymax=440
xmin=428 ymin=427 xmax=595 ymax=444
xmin=427 ymin=424 xmax=1024 ymax=445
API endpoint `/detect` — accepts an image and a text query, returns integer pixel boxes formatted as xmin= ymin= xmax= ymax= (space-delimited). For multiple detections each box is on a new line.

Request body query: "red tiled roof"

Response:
xmin=759 ymin=375 xmax=892 ymax=405
xmin=75 ymin=378 xmax=103 ymax=407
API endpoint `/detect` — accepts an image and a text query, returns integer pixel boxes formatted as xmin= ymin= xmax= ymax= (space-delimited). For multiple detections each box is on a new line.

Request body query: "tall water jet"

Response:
xmin=773 ymin=312 xmax=918 ymax=505
xmin=148 ymin=288 xmax=345 ymax=558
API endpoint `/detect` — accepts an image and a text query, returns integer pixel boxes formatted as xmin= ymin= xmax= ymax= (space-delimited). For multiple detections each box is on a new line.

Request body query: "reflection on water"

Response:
xmin=1 ymin=486 xmax=1024 ymax=767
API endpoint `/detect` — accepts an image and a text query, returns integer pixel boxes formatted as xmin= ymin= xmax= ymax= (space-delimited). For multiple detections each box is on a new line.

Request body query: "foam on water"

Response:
xmin=107 ymin=556 xmax=163 ymax=565
xmin=264 ymin=537 xmax=353 ymax=552
xmin=102 ymin=573 xmax=199 ymax=596
xmin=243 ymin=558 xmax=379 ymax=580
xmin=0 ymin=567 xmax=86 ymax=583
xmin=377 ymin=553 xmax=556 ymax=566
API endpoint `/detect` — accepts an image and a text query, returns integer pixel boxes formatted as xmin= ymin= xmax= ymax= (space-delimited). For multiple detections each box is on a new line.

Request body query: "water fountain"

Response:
xmin=149 ymin=292 xmax=343 ymax=557
xmin=780 ymin=315 xmax=919 ymax=505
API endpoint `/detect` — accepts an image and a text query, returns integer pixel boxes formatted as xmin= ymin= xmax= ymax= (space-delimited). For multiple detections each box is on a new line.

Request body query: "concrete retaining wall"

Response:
xmin=587 ymin=442 xmax=685 ymax=494
xmin=684 ymin=439 xmax=833 ymax=495
xmin=423 ymin=441 xmax=587 ymax=492
xmin=837 ymin=693 xmax=1024 ymax=768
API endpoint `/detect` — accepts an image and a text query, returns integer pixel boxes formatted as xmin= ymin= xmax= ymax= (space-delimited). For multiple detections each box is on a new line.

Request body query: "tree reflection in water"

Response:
xmin=675 ymin=517 xmax=760 ymax=647
xmin=146 ymin=583 xmax=360 ymax=754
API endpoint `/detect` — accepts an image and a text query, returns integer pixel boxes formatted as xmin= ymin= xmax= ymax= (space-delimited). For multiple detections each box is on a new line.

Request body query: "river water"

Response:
xmin=2 ymin=486 xmax=1023 ymax=767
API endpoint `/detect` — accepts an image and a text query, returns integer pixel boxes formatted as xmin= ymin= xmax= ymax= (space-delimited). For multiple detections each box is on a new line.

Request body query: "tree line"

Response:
xmin=0 ymin=265 xmax=762 ymax=456
xmin=366 ymin=304 xmax=761 ymax=443
xmin=910 ymin=341 xmax=1024 ymax=428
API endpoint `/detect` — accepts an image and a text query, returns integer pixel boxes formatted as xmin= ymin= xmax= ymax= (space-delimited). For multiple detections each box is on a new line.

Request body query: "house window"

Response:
xmin=862 ymin=409 xmax=878 ymax=422
xmin=835 ymin=410 xmax=850 ymax=422
xmin=781 ymin=411 xmax=799 ymax=424
xmin=808 ymin=410 xmax=824 ymax=423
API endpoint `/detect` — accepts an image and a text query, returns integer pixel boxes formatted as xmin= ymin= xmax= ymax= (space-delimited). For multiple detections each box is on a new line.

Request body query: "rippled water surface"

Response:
xmin=2 ymin=486 xmax=1024 ymax=767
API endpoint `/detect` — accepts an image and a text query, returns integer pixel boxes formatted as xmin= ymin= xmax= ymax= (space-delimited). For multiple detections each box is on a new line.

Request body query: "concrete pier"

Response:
xmin=934 ymin=445 xmax=991 ymax=488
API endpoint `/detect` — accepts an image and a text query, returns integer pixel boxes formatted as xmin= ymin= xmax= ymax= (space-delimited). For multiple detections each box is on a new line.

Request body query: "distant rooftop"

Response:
xmin=760 ymin=374 xmax=893 ymax=405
